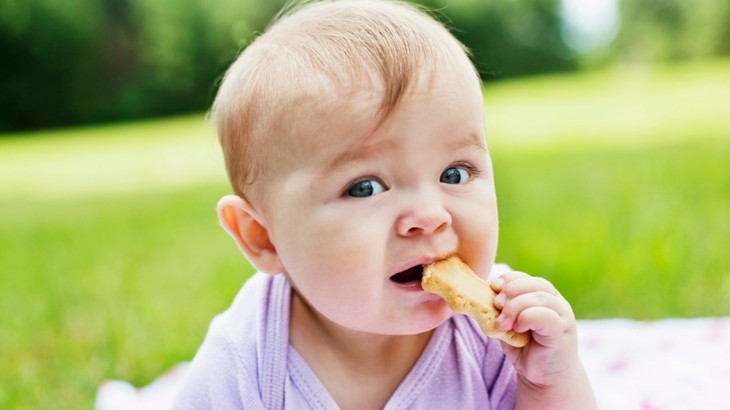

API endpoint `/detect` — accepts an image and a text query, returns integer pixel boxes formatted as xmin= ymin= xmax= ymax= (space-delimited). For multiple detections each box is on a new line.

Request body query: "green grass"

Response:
xmin=494 ymin=140 xmax=730 ymax=319
xmin=0 ymin=185 xmax=251 ymax=408
xmin=1 ymin=59 xmax=729 ymax=409
xmin=0 ymin=115 xmax=226 ymax=198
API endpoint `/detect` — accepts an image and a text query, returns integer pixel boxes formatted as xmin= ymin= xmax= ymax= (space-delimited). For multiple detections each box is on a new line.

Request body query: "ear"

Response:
xmin=217 ymin=194 xmax=284 ymax=275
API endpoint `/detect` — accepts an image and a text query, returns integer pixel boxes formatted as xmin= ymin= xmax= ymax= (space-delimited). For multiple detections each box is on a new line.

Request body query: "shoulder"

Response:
xmin=172 ymin=273 xmax=292 ymax=408
xmin=215 ymin=272 xmax=276 ymax=340
xmin=207 ymin=272 xmax=291 ymax=361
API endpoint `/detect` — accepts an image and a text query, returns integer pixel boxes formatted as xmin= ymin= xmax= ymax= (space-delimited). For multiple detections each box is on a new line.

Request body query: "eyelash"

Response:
xmin=451 ymin=161 xmax=481 ymax=178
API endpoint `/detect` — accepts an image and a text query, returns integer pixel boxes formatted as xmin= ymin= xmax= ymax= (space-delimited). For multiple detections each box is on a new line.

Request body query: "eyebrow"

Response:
xmin=447 ymin=131 xmax=487 ymax=152
xmin=324 ymin=139 xmax=395 ymax=174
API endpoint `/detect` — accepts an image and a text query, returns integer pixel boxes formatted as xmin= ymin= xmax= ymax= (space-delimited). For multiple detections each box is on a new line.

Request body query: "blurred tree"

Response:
xmin=419 ymin=0 xmax=577 ymax=80
xmin=0 ymin=0 xmax=261 ymax=132
xmin=0 ymin=1 xmax=104 ymax=129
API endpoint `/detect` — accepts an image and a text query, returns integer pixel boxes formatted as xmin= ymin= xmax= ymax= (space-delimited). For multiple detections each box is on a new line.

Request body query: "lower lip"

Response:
xmin=392 ymin=280 xmax=424 ymax=291
xmin=392 ymin=281 xmax=444 ymax=304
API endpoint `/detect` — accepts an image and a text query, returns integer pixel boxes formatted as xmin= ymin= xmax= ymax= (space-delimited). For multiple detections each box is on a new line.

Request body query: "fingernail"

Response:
xmin=492 ymin=277 xmax=504 ymax=289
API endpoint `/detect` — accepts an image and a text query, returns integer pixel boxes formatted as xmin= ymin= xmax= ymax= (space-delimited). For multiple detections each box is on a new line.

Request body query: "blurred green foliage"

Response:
xmin=0 ymin=0 xmax=261 ymax=130
xmin=420 ymin=0 xmax=576 ymax=78
xmin=1 ymin=0 xmax=729 ymax=132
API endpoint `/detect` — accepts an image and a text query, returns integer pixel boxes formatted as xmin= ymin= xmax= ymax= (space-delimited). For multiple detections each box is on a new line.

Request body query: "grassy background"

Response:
xmin=1 ymin=59 xmax=729 ymax=409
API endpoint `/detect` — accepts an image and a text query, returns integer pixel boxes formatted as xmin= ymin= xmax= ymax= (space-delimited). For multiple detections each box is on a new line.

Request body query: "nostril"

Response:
xmin=401 ymin=216 xmax=450 ymax=236
xmin=397 ymin=199 xmax=452 ymax=236
xmin=433 ymin=219 xmax=449 ymax=233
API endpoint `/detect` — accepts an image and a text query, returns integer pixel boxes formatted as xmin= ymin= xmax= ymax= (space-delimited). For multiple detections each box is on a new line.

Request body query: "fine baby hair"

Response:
xmin=212 ymin=0 xmax=479 ymax=202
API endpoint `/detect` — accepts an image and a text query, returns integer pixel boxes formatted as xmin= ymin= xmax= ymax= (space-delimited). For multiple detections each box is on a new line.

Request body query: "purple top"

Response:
xmin=172 ymin=272 xmax=516 ymax=409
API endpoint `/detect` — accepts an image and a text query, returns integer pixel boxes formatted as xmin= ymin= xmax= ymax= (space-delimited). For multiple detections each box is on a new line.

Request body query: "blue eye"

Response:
xmin=346 ymin=178 xmax=386 ymax=198
xmin=440 ymin=166 xmax=470 ymax=184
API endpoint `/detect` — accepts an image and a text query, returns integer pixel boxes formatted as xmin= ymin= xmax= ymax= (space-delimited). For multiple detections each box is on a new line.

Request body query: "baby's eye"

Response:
xmin=440 ymin=166 xmax=470 ymax=184
xmin=346 ymin=178 xmax=386 ymax=198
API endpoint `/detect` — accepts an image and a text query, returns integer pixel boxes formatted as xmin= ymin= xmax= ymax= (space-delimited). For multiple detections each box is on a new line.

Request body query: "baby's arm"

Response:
xmin=491 ymin=271 xmax=597 ymax=410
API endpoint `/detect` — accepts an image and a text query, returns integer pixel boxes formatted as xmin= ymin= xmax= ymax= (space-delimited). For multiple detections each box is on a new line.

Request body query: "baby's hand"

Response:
xmin=491 ymin=271 xmax=596 ymax=409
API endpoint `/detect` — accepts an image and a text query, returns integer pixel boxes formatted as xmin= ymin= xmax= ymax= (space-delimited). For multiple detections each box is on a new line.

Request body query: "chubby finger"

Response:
xmin=496 ymin=290 xmax=566 ymax=326
xmin=493 ymin=276 xmax=560 ymax=311
xmin=513 ymin=306 xmax=577 ymax=348
xmin=496 ymin=289 xmax=574 ymax=333
xmin=490 ymin=270 xmax=530 ymax=292
xmin=500 ymin=274 xmax=560 ymax=298
xmin=512 ymin=306 xmax=564 ymax=334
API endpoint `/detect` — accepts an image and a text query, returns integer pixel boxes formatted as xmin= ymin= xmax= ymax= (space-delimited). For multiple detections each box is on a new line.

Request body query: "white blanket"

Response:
xmin=577 ymin=317 xmax=729 ymax=409
xmin=95 ymin=317 xmax=730 ymax=410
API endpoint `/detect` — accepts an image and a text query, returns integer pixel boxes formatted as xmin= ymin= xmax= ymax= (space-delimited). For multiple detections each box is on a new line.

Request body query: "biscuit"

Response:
xmin=422 ymin=256 xmax=530 ymax=347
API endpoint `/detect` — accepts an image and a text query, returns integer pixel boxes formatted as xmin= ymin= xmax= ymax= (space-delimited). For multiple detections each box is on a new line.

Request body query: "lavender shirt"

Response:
xmin=172 ymin=272 xmax=517 ymax=409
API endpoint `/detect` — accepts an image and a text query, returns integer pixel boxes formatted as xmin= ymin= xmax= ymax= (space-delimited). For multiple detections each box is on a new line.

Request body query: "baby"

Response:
xmin=173 ymin=0 xmax=596 ymax=408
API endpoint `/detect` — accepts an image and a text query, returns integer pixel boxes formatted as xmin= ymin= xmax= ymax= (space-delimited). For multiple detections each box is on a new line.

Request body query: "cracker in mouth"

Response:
xmin=421 ymin=255 xmax=530 ymax=347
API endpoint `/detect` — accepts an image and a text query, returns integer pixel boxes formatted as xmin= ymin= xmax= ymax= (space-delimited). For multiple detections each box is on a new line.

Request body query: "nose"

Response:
xmin=396 ymin=192 xmax=452 ymax=237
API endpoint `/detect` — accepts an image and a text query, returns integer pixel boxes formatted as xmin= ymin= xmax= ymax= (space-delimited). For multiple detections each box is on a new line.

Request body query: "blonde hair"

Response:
xmin=212 ymin=0 xmax=478 ymax=201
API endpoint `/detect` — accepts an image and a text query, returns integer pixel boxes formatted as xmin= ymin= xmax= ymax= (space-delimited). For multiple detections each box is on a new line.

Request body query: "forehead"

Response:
xmin=278 ymin=62 xmax=483 ymax=162
xmin=275 ymin=77 xmax=385 ymax=164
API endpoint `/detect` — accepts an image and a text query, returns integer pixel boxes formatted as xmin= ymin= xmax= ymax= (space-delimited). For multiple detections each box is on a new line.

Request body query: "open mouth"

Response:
xmin=389 ymin=264 xmax=424 ymax=284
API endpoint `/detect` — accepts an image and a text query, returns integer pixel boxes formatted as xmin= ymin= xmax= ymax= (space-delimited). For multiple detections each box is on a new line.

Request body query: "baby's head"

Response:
xmin=215 ymin=0 xmax=498 ymax=335
xmin=213 ymin=0 xmax=480 ymax=205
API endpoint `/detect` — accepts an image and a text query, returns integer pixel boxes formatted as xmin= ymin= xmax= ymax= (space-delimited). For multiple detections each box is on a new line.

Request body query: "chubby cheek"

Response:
xmin=273 ymin=209 xmax=388 ymax=326
xmin=457 ymin=196 xmax=498 ymax=279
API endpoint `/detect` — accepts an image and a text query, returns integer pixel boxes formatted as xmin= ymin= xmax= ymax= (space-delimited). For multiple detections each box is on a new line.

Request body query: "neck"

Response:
xmin=289 ymin=292 xmax=433 ymax=409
